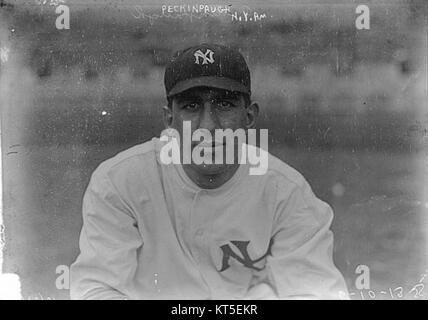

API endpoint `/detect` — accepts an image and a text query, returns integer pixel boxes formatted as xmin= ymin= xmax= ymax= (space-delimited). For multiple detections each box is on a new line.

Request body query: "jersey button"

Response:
xmin=195 ymin=228 xmax=204 ymax=237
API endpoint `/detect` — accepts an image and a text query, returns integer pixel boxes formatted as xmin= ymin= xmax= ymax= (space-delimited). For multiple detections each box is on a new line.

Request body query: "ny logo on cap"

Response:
xmin=194 ymin=48 xmax=215 ymax=65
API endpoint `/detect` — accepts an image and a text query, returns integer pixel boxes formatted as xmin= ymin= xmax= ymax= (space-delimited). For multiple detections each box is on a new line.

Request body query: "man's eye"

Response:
xmin=183 ymin=103 xmax=199 ymax=111
xmin=216 ymin=100 xmax=234 ymax=110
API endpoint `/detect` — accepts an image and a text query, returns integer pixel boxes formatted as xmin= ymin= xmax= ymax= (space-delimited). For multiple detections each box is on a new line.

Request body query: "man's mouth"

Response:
xmin=193 ymin=140 xmax=224 ymax=153
xmin=197 ymin=140 xmax=223 ymax=147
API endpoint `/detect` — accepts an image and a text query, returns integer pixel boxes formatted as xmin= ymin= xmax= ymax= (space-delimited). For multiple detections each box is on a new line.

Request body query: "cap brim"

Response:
xmin=167 ymin=76 xmax=250 ymax=97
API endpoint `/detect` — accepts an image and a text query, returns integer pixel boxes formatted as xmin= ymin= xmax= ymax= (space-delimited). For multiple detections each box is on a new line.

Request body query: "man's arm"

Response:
xmin=266 ymin=179 xmax=349 ymax=300
xmin=70 ymin=170 xmax=143 ymax=300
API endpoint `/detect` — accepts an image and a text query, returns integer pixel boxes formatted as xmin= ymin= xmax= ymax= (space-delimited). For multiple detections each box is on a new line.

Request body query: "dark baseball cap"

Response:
xmin=164 ymin=43 xmax=251 ymax=98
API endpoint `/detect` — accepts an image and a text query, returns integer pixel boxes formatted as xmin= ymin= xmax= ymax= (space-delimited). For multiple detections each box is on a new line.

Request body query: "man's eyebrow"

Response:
xmin=175 ymin=93 xmax=200 ymax=102
xmin=212 ymin=90 xmax=241 ymax=100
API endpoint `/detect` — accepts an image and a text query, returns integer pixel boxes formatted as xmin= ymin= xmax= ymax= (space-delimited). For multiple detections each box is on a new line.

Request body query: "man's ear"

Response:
xmin=163 ymin=105 xmax=173 ymax=128
xmin=245 ymin=101 xmax=259 ymax=129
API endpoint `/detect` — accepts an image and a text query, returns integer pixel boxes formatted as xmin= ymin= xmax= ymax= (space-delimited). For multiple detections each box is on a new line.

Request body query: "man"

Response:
xmin=70 ymin=43 xmax=349 ymax=299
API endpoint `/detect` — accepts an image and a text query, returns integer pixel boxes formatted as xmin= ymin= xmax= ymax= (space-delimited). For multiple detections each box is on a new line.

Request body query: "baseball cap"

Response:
xmin=164 ymin=43 xmax=251 ymax=98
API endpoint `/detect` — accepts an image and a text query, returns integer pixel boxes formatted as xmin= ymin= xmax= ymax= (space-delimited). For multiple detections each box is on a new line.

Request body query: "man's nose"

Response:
xmin=198 ymin=102 xmax=219 ymax=132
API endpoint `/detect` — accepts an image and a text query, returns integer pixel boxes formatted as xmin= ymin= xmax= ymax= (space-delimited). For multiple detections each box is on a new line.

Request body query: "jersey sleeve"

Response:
xmin=70 ymin=169 xmax=143 ymax=300
xmin=267 ymin=179 xmax=349 ymax=299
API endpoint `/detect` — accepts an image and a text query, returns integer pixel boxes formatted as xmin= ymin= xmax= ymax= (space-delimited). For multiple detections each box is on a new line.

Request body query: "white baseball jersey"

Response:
xmin=70 ymin=137 xmax=349 ymax=299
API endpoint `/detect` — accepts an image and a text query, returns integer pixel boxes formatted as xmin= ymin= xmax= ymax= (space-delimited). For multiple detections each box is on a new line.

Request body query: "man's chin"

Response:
xmin=190 ymin=162 xmax=231 ymax=175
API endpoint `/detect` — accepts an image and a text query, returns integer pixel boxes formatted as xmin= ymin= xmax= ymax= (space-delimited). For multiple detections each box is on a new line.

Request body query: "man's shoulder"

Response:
xmin=265 ymin=151 xmax=307 ymax=190
xmin=264 ymin=150 xmax=333 ymax=226
xmin=91 ymin=138 xmax=159 ymax=180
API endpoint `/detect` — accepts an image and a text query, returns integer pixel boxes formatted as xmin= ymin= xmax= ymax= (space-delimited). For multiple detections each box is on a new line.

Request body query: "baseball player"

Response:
xmin=70 ymin=43 xmax=349 ymax=299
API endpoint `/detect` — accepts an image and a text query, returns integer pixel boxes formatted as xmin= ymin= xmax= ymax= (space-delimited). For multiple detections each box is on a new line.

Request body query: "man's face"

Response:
xmin=163 ymin=86 xmax=258 ymax=176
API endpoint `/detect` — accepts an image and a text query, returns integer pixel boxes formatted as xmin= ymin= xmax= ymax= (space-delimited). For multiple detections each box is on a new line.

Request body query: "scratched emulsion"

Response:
xmin=0 ymin=6 xmax=24 ymax=299
xmin=0 ymin=0 xmax=427 ymax=299
xmin=0 ymin=3 xmax=10 ymax=277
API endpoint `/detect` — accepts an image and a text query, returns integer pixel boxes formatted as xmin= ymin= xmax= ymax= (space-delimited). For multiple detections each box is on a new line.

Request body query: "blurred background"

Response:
xmin=0 ymin=0 xmax=427 ymax=299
